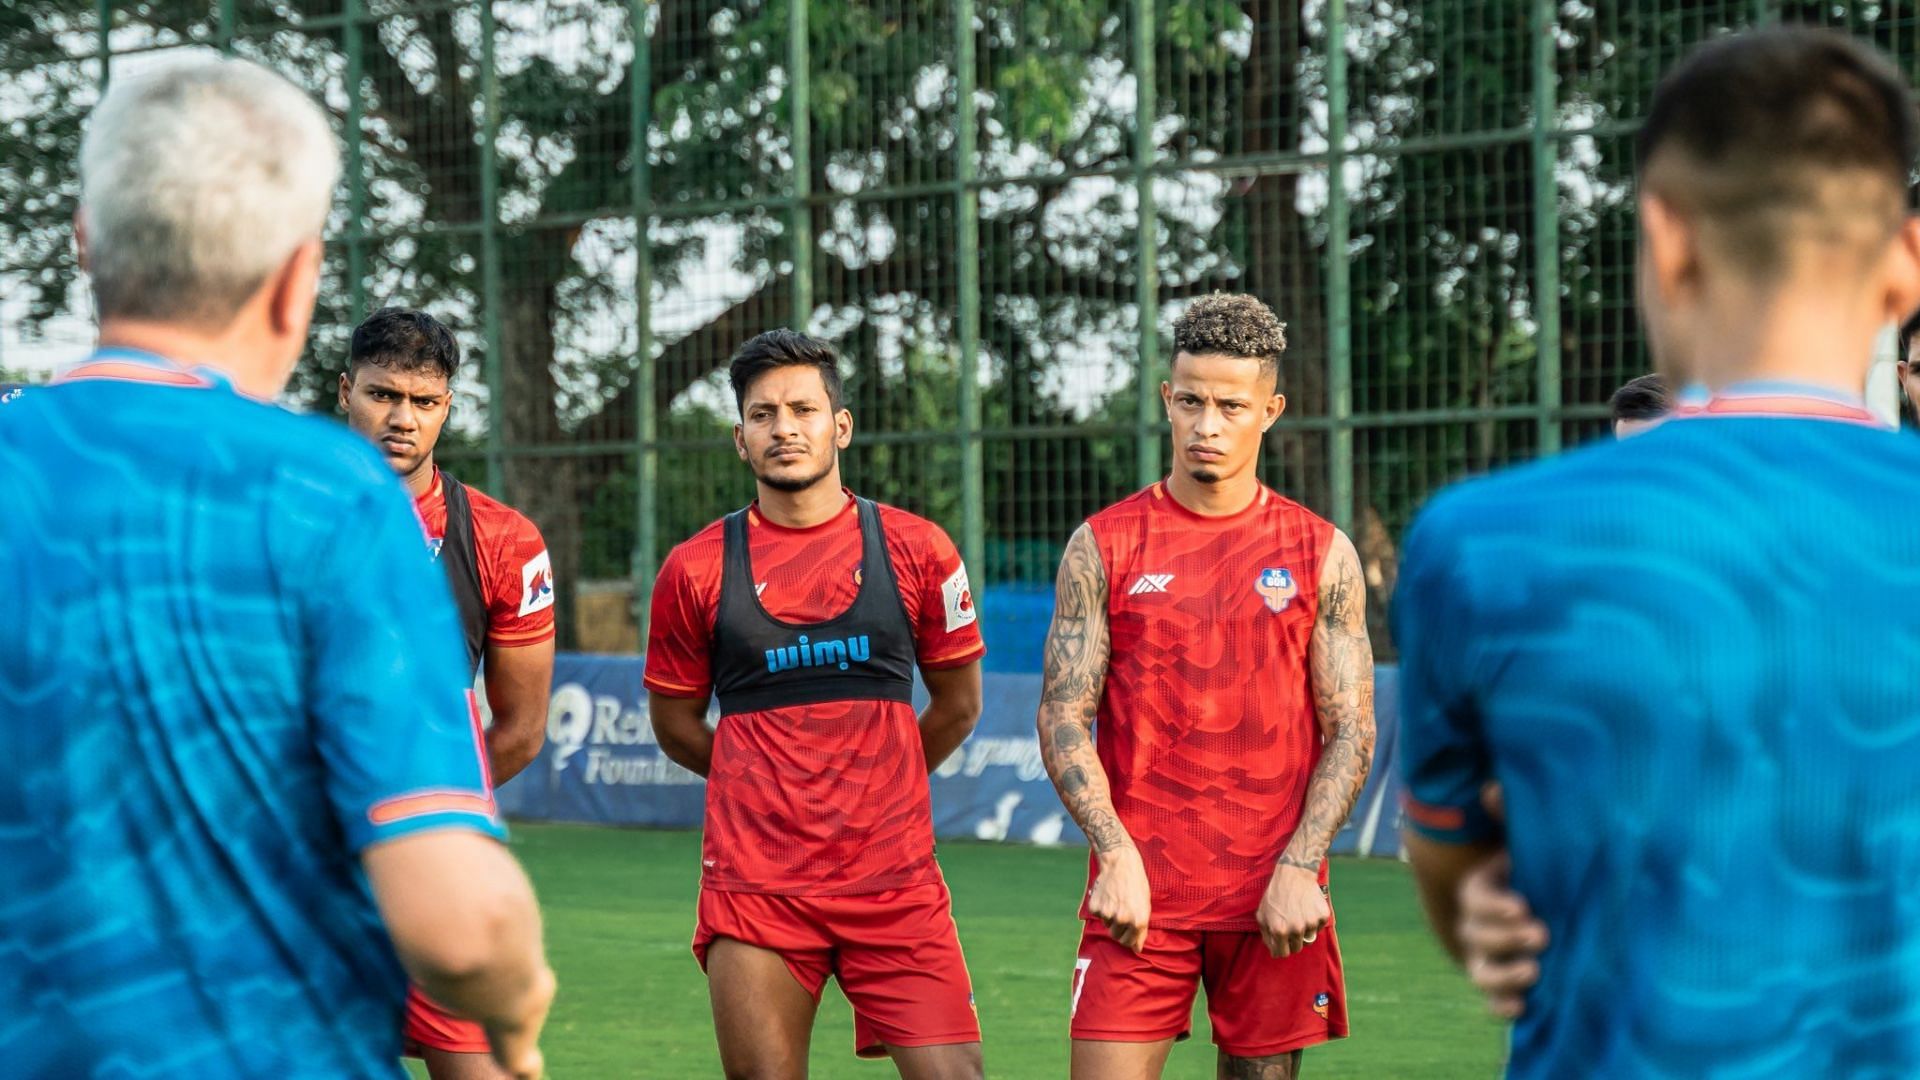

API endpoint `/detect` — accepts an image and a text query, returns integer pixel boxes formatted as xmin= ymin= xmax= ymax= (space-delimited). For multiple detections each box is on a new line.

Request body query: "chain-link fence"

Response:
xmin=5 ymin=1 xmax=1914 ymax=652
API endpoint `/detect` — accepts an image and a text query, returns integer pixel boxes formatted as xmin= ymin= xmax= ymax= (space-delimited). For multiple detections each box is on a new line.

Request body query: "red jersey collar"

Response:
xmin=416 ymin=468 xmax=446 ymax=508
xmin=745 ymin=488 xmax=858 ymax=534
xmin=54 ymin=348 xmax=222 ymax=390
xmin=1151 ymin=479 xmax=1272 ymax=524
xmin=1672 ymin=380 xmax=1882 ymax=427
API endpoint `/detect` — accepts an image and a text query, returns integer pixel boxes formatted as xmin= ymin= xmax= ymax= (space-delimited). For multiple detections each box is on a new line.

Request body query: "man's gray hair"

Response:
xmin=80 ymin=54 xmax=339 ymax=328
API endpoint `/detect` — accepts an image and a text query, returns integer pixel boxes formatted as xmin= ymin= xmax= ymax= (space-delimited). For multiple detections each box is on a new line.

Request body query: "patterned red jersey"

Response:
xmin=645 ymin=493 xmax=985 ymax=896
xmin=412 ymin=470 xmax=556 ymax=649
xmin=1085 ymin=481 xmax=1334 ymax=930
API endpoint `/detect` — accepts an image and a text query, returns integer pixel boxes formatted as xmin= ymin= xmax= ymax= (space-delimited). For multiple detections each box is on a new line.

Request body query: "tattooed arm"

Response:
xmin=1036 ymin=524 xmax=1151 ymax=950
xmin=1256 ymin=528 xmax=1378 ymax=958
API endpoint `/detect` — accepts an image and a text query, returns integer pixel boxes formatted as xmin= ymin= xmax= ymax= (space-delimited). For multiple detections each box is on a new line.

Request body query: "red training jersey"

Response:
xmin=1084 ymin=481 xmax=1335 ymax=931
xmin=413 ymin=470 xmax=557 ymax=649
xmin=645 ymin=492 xmax=985 ymax=896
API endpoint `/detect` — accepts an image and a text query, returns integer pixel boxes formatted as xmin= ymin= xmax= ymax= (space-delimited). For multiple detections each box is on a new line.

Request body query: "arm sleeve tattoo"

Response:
xmin=1036 ymin=524 xmax=1131 ymax=854
xmin=1278 ymin=529 xmax=1378 ymax=871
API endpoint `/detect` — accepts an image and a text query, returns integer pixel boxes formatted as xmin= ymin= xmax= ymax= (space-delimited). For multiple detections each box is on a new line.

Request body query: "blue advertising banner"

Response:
xmin=495 ymin=655 xmax=1407 ymax=860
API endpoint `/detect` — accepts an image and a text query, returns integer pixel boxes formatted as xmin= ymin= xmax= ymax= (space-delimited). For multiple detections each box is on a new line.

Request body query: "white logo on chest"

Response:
xmin=1127 ymin=574 xmax=1174 ymax=595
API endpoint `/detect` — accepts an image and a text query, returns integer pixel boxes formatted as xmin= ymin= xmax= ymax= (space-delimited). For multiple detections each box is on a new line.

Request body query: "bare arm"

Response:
xmin=649 ymin=690 xmax=715 ymax=777
xmin=1036 ymin=524 xmax=1126 ymax=854
xmin=364 ymin=831 xmax=554 ymax=1079
xmin=481 ymin=638 xmax=554 ymax=785
xmin=1037 ymin=524 xmax=1154 ymax=950
xmin=1255 ymin=529 xmax=1380 ymax=957
xmin=1278 ymin=529 xmax=1378 ymax=870
xmin=1405 ymin=831 xmax=1506 ymax=964
xmin=918 ymin=660 xmax=982 ymax=770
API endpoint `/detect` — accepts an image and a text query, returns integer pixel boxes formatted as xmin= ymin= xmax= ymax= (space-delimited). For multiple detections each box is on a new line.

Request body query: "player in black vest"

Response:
xmin=648 ymin=330 xmax=987 ymax=1080
xmin=339 ymin=307 xmax=557 ymax=1080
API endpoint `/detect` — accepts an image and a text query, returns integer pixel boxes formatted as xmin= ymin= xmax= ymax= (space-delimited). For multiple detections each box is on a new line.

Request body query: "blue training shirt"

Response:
xmin=1396 ymin=383 xmax=1920 ymax=1079
xmin=0 ymin=350 xmax=505 ymax=1078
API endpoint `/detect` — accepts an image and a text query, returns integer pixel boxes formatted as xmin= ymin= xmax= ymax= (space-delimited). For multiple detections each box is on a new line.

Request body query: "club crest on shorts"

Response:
xmin=1313 ymin=992 xmax=1330 ymax=1018
xmin=1256 ymin=567 xmax=1297 ymax=613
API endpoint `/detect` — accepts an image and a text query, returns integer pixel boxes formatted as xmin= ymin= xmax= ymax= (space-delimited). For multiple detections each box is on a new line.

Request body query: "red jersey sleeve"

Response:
xmin=643 ymin=540 xmax=719 ymax=699
xmin=884 ymin=510 xmax=985 ymax=670
xmin=483 ymin=511 xmax=556 ymax=649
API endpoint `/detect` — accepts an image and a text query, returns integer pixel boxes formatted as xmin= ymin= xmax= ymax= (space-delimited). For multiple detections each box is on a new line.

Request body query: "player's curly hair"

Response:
xmin=1171 ymin=293 xmax=1287 ymax=382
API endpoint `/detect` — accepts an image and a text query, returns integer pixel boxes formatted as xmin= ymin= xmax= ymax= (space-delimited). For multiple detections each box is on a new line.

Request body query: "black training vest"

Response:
xmin=711 ymin=497 xmax=918 ymax=717
xmin=437 ymin=474 xmax=491 ymax=676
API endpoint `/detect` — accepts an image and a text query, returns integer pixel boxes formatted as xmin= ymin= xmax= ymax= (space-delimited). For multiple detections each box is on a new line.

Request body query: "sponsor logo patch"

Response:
xmin=519 ymin=549 xmax=556 ymax=616
xmin=942 ymin=565 xmax=977 ymax=632
xmin=1128 ymin=573 xmax=1174 ymax=595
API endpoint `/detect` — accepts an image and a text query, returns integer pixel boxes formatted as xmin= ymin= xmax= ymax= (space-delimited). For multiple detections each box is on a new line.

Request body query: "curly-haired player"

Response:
xmin=1038 ymin=293 xmax=1377 ymax=1080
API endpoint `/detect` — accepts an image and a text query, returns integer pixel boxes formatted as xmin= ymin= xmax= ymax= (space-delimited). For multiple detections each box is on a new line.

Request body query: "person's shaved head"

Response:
xmin=1637 ymin=27 xmax=1916 ymax=283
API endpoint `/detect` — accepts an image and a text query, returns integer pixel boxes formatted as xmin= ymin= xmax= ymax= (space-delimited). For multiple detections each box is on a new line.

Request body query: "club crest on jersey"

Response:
xmin=1256 ymin=567 xmax=1297 ymax=613
xmin=426 ymin=537 xmax=444 ymax=560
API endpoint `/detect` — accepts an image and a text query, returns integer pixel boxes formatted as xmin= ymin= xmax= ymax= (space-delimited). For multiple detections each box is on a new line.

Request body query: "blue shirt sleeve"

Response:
xmin=290 ymin=460 xmax=508 ymax=852
xmin=1392 ymin=496 xmax=1499 ymax=846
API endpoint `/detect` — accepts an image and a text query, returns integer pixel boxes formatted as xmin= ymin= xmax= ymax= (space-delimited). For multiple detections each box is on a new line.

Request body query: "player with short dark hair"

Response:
xmin=646 ymin=329 xmax=987 ymax=1079
xmin=728 ymin=326 xmax=846 ymax=417
xmin=1608 ymin=373 xmax=1672 ymax=437
xmin=1038 ymin=292 xmax=1376 ymax=1080
xmin=339 ymin=306 xmax=556 ymax=1080
xmin=1397 ymin=27 xmax=1920 ymax=1076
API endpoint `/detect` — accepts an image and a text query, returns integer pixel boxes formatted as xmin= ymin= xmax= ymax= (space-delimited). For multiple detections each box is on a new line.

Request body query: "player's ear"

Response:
xmin=1877 ymin=215 xmax=1920 ymax=329
xmin=337 ymin=371 xmax=352 ymax=412
xmin=265 ymin=238 xmax=324 ymax=337
xmin=733 ymin=423 xmax=748 ymax=461
xmin=1160 ymin=380 xmax=1173 ymax=416
xmin=73 ymin=209 xmax=92 ymax=274
xmin=1263 ymin=392 xmax=1286 ymax=431
xmin=1639 ymin=191 xmax=1699 ymax=311
xmin=834 ymin=407 xmax=854 ymax=449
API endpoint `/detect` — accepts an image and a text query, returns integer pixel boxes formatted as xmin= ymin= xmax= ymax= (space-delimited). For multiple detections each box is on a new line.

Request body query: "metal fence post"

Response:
xmin=344 ymin=0 xmax=366 ymax=321
xmin=1131 ymin=0 xmax=1159 ymax=488
xmin=954 ymin=0 xmax=985 ymax=578
xmin=478 ymin=0 xmax=505 ymax=496
xmin=218 ymin=0 xmax=236 ymax=53
xmin=96 ymin=0 xmax=111 ymax=88
xmin=1326 ymin=0 xmax=1354 ymax=534
xmin=630 ymin=0 xmax=658 ymax=639
xmin=1531 ymin=0 xmax=1562 ymax=455
xmin=789 ymin=0 xmax=813 ymax=328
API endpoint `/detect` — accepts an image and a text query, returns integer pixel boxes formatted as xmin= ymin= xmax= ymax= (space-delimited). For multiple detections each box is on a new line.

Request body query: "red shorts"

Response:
xmin=1069 ymin=920 xmax=1348 ymax=1058
xmin=692 ymin=880 xmax=980 ymax=1057
xmin=402 ymin=985 xmax=490 ymax=1057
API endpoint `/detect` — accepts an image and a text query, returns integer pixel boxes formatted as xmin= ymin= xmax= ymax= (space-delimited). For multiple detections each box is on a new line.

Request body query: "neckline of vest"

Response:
xmin=734 ymin=498 xmax=892 ymax=634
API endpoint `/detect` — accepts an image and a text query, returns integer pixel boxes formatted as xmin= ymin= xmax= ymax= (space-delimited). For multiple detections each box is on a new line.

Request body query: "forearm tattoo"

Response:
xmin=1037 ymin=526 xmax=1129 ymax=853
xmin=1282 ymin=536 xmax=1378 ymax=870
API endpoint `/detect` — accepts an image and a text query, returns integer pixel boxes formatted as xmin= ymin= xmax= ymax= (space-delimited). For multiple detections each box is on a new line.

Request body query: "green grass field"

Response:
xmin=484 ymin=823 xmax=1507 ymax=1078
